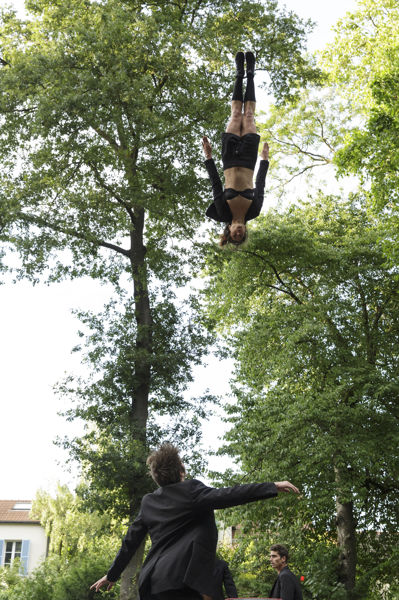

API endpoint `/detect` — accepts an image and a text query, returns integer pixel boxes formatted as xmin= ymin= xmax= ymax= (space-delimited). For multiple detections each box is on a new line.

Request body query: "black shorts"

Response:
xmin=221 ymin=132 xmax=260 ymax=171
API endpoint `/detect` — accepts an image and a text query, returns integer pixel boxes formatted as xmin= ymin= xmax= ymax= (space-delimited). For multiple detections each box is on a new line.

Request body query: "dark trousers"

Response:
xmin=152 ymin=587 xmax=203 ymax=600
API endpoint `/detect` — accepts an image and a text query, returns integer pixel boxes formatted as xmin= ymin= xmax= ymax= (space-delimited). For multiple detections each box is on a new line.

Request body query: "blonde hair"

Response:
xmin=219 ymin=224 xmax=248 ymax=247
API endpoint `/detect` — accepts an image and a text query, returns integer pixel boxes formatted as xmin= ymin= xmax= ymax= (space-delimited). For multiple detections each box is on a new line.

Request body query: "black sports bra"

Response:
xmin=224 ymin=188 xmax=254 ymax=201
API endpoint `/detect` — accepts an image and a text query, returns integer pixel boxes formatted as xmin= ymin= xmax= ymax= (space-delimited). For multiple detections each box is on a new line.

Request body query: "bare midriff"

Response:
xmin=224 ymin=166 xmax=254 ymax=221
xmin=224 ymin=165 xmax=254 ymax=190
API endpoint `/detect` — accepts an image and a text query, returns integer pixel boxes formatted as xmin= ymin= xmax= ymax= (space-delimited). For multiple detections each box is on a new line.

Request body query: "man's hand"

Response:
xmin=202 ymin=136 xmax=212 ymax=160
xmin=260 ymin=141 xmax=269 ymax=161
xmin=90 ymin=575 xmax=115 ymax=593
xmin=274 ymin=481 xmax=300 ymax=494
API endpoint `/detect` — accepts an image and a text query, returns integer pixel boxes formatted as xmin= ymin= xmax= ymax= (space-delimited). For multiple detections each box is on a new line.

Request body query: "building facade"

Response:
xmin=0 ymin=500 xmax=48 ymax=575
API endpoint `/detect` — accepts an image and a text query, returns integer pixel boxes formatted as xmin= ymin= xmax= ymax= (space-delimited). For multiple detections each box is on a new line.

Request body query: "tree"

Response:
xmin=0 ymin=553 xmax=121 ymax=600
xmin=321 ymin=0 xmax=398 ymax=109
xmin=321 ymin=0 xmax=399 ymax=263
xmin=333 ymin=66 xmax=399 ymax=264
xmin=0 ymin=486 xmax=122 ymax=600
xmin=31 ymin=484 xmax=122 ymax=559
xmin=0 ymin=1 xmax=319 ymax=596
xmin=216 ymin=531 xmax=343 ymax=599
xmin=257 ymin=88 xmax=353 ymax=198
xmin=203 ymin=198 xmax=399 ymax=598
xmin=55 ymin=294 xmax=213 ymax=521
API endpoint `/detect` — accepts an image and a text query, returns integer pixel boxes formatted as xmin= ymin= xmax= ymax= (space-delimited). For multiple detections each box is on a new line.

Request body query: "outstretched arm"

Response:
xmin=202 ymin=136 xmax=222 ymax=197
xmin=203 ymin=136 xmax=228 ymax=222
xmin=190 ymin=477 xmax=299 ymax=511
xmin=91 ymin=511 xmax=148 ymax=591
xmin=251 ymin=142 xmax=270 ymax=218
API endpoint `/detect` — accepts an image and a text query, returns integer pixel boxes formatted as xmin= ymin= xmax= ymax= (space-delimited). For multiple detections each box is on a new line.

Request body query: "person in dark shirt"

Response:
xmin=211 ymin=558 xmax=238 ymax=600
xmin=90 ymin=444 xmax=300 ymax=600
xmin=269 ymin=544 xmax=303 ymax=600
xmin=202 ymin=51 xmax=269 ymax=247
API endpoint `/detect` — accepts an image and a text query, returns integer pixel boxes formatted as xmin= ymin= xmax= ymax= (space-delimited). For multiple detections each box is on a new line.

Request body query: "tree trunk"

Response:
xmin=119 ymin=539 xmax=146 ymax=600
xmin=119 ymin=207 xmax=152 ymax=600
xmin=334 ymin=467 xmax=357 ymax=593
xmin=130 ymin=206 xmax=152 ymax=438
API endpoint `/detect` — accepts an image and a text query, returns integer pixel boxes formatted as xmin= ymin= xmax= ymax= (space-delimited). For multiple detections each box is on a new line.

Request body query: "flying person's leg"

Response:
xmin=226 ymin=51 xmax=244 ymax=135
xmin=242 ymin=51 xmax=257 ymax=136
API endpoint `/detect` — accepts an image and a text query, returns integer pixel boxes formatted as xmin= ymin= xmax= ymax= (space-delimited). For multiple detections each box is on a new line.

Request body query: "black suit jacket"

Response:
xmin=204 ymin=158 xmax=269 ymax=223
xmin=270 ymin=566 xmax=303 ymax=600
xmin=211 ymin=559 xmax=238 ymax=600
xmin=107 ymin=479 xmax=277 ymax=600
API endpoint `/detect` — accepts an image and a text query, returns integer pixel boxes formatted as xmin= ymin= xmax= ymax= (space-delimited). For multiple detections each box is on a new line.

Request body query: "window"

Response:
xmin=0 ymin=539 xmax=29 ymax=574
xmin=4 ymin=541 xmax=22 ymax=566
xmin=12 ymin=503 xmax=32 ymax=511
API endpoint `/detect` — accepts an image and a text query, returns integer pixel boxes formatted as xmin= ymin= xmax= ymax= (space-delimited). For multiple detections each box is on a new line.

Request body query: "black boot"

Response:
xmin=245 ymin=51 xmax=255 ymax=78
xmin=232 ymin=52 xmax=244 ymax=102
xmin=244 ymin=51 xmax=256 ymax=103
xmin=235 ymin=51 xmax=244 ymax=78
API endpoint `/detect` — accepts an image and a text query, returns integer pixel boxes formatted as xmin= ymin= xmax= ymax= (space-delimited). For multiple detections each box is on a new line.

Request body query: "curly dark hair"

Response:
xmin=146 ymin=443 xmax=185 ymax=486
xmin=270 ymin=544 xmax=289 ymax=562
xmin=219 ymin=224 xmax=248 ymax=247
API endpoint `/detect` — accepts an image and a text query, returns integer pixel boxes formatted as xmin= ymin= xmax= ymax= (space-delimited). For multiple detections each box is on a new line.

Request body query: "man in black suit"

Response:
xmin=269 ymin=544 xmax=303 ymax=600
xmin=211 ymin=558 xmax=238 ymax=600
xmin=91 ymin=444 xmax=299 ymax=600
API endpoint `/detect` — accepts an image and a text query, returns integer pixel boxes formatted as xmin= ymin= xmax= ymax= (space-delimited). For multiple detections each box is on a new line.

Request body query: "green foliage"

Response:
xmin=0 ymin=488 xmax=122 ymax=600
xmin=52 ymin=554 xmax=120 ymax=600
xmin=0 ymin=0 xmax=320 ymax=536
xmin=31 ymin=484 xmax=123 ymax=558
xmin=321 ymin=0 xmax=399 ymax=262
xmin=0 ymin=561 xmax=23 ymax=596
xmin=333 ymin=67 xmax=399 ymax=207
xmin=354 ymin=532 xmax=399 ymax=600
xmin=0 ymin=557 xmax=60 ymax=600
xmin=217 ymin=535 xmax=347 ymax=600
xmin=217 ymin=539 xmax=275 ymax=597
xmin=321 ymin=0 xmax=399 ymax=109
xmin=55 ymin=293 xmax=213 ymax=518
xmin=0 ymin=0 xmax=318 ymax=285
xmin=333 ymin=67 xmax=399 ymax=267
xmin=258 ymin=88 xmax=354 ymax=195
xmin=204 ymin=196 xmax=399 ymax=597
xmin=0 ymin=553 xmax=119 ymax=600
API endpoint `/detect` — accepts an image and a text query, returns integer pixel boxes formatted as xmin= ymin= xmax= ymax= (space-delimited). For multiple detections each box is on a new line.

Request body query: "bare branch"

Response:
xmin=316 ymin=116 xmax=335 ymax=152
xmin=242 ymin=250 xmax=304 ymax=304
xmin=18 ymin=211 xmax=131 ymax=257
xmin=268 ymin=162 xmax=327 ymax=193
xmin=90 ymin=124 xmax=120 ymax=152
xmin=88 ymin=161 xmax=136 ymax=224
xmin=271 ymin=134 xmax=331 ymax=162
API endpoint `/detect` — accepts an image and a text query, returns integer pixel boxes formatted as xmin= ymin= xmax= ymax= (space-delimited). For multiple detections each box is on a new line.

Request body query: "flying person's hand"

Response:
xmin=202 ymin=136 xmax=212 ymax=160
xmin=260 ymin=142 xmax=269 ymax=161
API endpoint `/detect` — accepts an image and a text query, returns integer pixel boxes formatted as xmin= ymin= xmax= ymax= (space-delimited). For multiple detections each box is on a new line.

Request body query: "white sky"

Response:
xmin=0 ymin=0 xmax=359 ymax=499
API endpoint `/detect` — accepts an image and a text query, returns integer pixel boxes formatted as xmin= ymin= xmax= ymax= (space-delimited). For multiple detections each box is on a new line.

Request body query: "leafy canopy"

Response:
xmin=203 ymin=196 xmax=399 ymax=598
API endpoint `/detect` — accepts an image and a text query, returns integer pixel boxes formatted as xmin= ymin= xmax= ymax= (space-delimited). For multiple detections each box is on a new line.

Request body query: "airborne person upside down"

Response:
xmin=202 ymin=51 xmax=269 ymax=247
